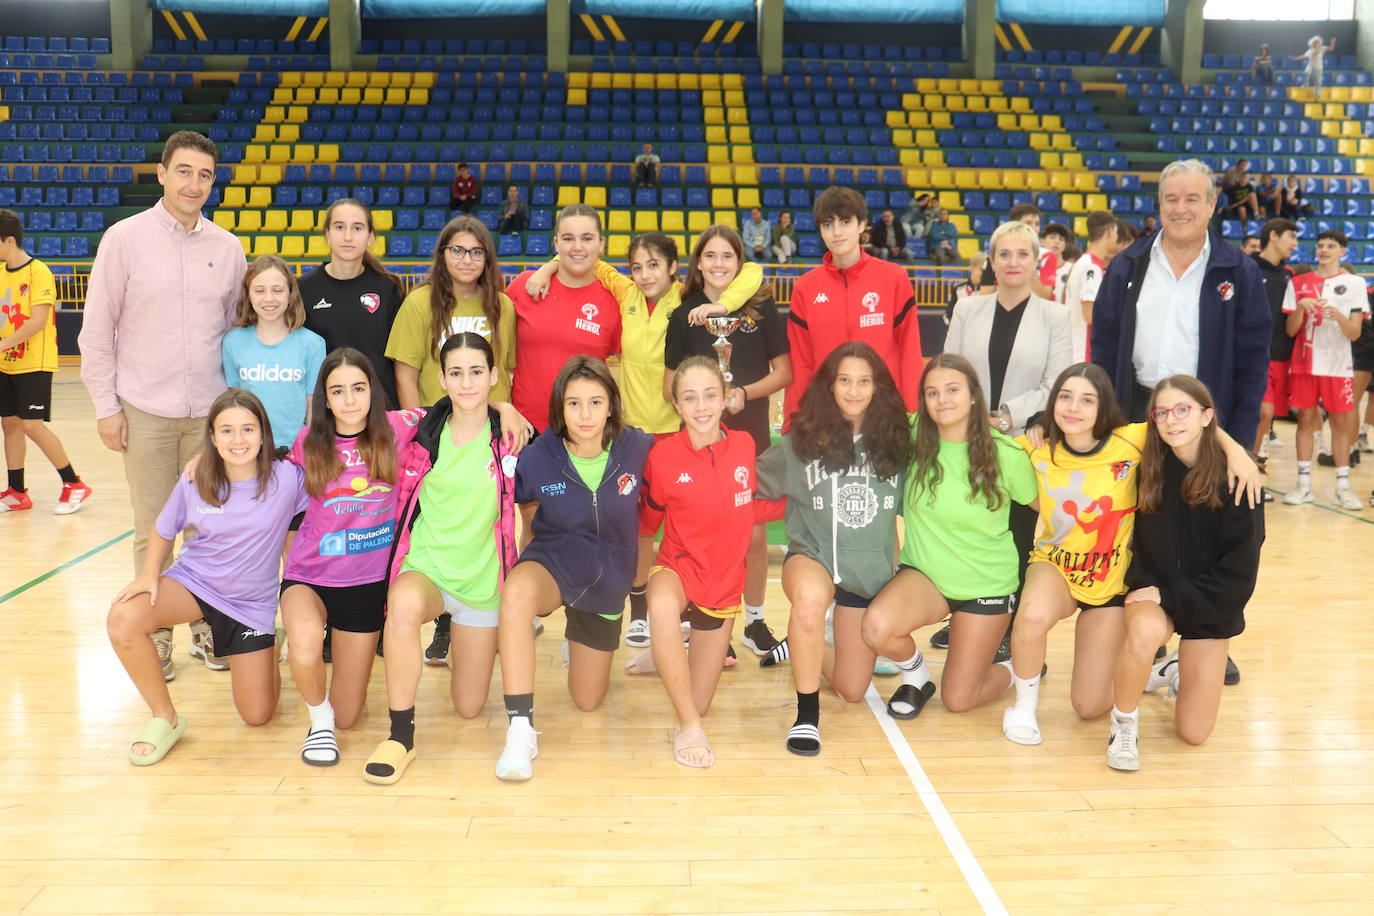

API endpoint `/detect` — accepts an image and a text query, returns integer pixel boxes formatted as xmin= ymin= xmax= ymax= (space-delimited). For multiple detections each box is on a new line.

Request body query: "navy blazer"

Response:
xmin=1091 ymin=229 xmax=1271 ymax=445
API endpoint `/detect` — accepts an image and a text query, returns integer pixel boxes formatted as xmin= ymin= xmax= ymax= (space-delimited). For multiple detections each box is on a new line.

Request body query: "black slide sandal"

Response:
xmin=886 ymin=682 xmax=937 ymax=720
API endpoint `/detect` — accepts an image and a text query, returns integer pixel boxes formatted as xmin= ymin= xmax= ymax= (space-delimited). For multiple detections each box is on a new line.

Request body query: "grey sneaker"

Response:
xmin=188 ymin=619 xmax=228 ymax=670
xmin=1107 ymin=712 xmax=1140 ymax=771
xmin=152 ymin=627 xmax=175 ymax=681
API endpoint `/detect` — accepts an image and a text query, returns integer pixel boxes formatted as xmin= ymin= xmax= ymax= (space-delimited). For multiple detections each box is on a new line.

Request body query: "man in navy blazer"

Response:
xmin=1091 ymin=159 xmax=1271 ymax=447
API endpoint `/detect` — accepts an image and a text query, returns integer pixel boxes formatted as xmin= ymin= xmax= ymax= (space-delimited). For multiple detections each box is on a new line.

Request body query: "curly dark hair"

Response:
xmin=790 ymin=341 xmax=914 ymax=480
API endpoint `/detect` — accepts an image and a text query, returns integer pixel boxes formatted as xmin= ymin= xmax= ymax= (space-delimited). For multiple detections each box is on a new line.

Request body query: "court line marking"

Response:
xmin=0 ymin=529 xmax=132 ymax=605
xmin=1263 ymin=486 xmax=1374 ymax=526
xmin=863 ymin=684 xmax=1008 ymax=916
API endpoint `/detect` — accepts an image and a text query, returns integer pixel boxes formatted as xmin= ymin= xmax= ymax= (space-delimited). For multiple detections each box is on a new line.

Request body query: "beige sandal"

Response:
xmin=673 ymin=725 xmax=714 ymax=768
xmin=363 ymin=739 xmax=415 ymax=785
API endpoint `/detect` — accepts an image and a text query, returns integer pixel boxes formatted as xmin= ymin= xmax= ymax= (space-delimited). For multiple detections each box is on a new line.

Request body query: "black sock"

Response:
xmin=504 ymin=693 xmax=534 ymax=726
xmin=629 ymin=585 xmax=647 ymax=622
xmin=388 ymin=707 xmax=415 ymax=751
xmin=794 ymin=690 xmax=820 ymax=727
xmin=56 ymin=464 xmax=78 ymax=485
xmin=7 ymin=469 xmax=23 ymax=492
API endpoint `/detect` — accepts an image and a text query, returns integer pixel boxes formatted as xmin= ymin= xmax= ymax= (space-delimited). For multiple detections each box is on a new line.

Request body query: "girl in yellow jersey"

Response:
xmin=524 ymin=233 xmax=762 ymax=647
xmin=1002 ymin=363 xmax=1260 ymax=747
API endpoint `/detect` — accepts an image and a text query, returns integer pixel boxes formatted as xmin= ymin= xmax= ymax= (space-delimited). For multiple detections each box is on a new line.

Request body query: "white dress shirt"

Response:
xmin=1132 ymin=232 xmax=1209 ymax=387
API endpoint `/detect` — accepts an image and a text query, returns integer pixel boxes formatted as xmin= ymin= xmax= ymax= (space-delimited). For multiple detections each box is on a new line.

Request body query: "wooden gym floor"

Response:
xmin=0 ymin=368 xmax=1371 ymax=915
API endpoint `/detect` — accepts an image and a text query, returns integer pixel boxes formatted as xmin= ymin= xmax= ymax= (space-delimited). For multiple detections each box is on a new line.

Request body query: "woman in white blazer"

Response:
xmin=931 ymin=220 xmax=1072 ymax=654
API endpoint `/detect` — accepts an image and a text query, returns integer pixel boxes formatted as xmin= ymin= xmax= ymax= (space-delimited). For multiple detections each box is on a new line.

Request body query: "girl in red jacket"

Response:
xmin=631 ymin=356 xmax=780 ymax=767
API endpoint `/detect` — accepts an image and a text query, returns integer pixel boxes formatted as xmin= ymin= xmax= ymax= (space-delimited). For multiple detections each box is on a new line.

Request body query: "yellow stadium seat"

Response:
xmin=1062 ymin=153 xmax=1085 ymax=171
xmin=1049 ymin=171 xmax=1074 ymax=190
xmin=368 ymin=237 xmax=385 ymax=257
xmin=302 ymin=72 xmax=324 ymax=87
xmin=915 ymin=79 xmax=936 ymax=93
xmin=362 ymin=88 xmax=383 ymax=105
xmin=253 ymin=124 xmax=276 ymax=143
xmin=221 ymin=187 xmax=247 ymax=208
xmin=1003 ymin=172 xmax=1026 ymax=190
xmin=633 ymin=73 xmax=653 ymax=90
xmin=708 ymin=165 xmax=732 ymax=185
xmin=1039 ymin=152 xmax=1061 ymax=170
xmin=887 ymin=110 xmax=907 ymax=127
xmin=323 ymin=72 xmax=345 ymax=87
xmin=407 ymin=89 xmax=428 ymax=105
xmin=996 ymin=114 xmax=1017 ymax=131
xmin=706 ymin=145 xmax=729 ymax=163
xmin=607 ymin=235 xmax=631 ymax=258
xmin=921 ymin=149 xmax=945 ymax=167
xmin=1051 ymin=133 xmax=1074 ymax=151
xmin=315 ymin=145 xmax=339 ymax=163
xmin=703 ymin=107 xmax=725 ymax=125
xmin=967 ymin=96 xmax=988 ymax=112
xmin=893 ymin=129 xmax=914 ymax=147
xmin=293 ymin=88 xmax=316 ymax=105
xmin=953 ymin=170 xmax=978 ymax=189
xmin=661 ymin=211 xmax=685 ymax=232
xmin=726 ymin=108 xmax=748 ymax=125
xmin=556 ymin=186 xmax=580 ymax=207
xmin=654 ymin=73 xmax=678 ymax=89
xmin=286 ymin=106 xmax=307 ymax=123
xmin=289 ymin=211 xmax=315 ymax=233
xmin=898 ymin=149 xmax=921 ymax=166
xmin=977 ymin=171 xmax=1000 ymax=190
xmin=339 ymin=88 xmax=361 ymax=106
xmin=915 ymin=129 xmax=937 ymax=148
xmin=238 ymin=236 xmax=252 ymax=255
xmin=705 ymin=125 xmax=728 ymax=144
xmin=737 ymin=188 xmax=761 ymax=209
xmin=734 ymin=165 xmax=757 ymax=184
xmin=566 ymin=88 xmax=587 ymax=106
xmin=1041 ymin=115 xmax=1062 ymax=131
xmin=957 ymin=238 xmax=981 ymax=260
xmin=988 ymin=97 xmax=1010 ymax=113
xmin=612 ymin=73 xmax=633 ymax=89
xmin=608 ymin=211 xmax=632 ymax=232
xmin=928 ymin=169 xmax=952 ymax=188
xmin=276 ymin=125 xmax=300 ymax=143
xmin=728 ymin=126 xmax=751 ymax=144
xmin=930 ymin=112 xmax=952 ymax=129
xmin=702 ymin=90 xmax=723 ymax=107
xmin=243 ymin=145 xmax=266 ymax=164
xmin=234 ymin=165 xmax=258 ymax=184
xmin=713 ymin=210 xmax=737 ymax=228
xmin=922 ymin=94 xmax=945 ymax=111
xmin=1023 ymin=171 xmax=1051 ymax=191
xmin=372 ymin=211 xmax=393 ymax=231
xmin=1338 ymin=138 xmax=1359 ymax=157
xmin=583 ymin=187 xmax=607 ymax=208
xmin=1028 ymin=133 xmax=1051 ymax=151
xmin=679 ymin=73 xmax=700 ymax=90
xmin=1323 ymin=103 xmax=1344 ymax=118
xmin=390 ymin=73 xmax=412 ymax=87
xmin=248 ymin=187 xmax=272 ymax=208
xmin=938 ymin=190 xmax=961 ymax=209
xmin=270 ymin=88 xmax=292 ymax=105
xmin=730 ymin=145 xmax=754 ymax=165
xmin=949 ymin=214 xmax=970 ymax=233
xmin=384 ymin=88 xmax=407 ymax=105
xmin=905 ymin=168 xmax=929 ymax=188
xmin=306 ymin=235 xmax=329 ymax=258
xmin=252 ymin=236 xmax=279 ymax=257
xmin=634 ymin=211 xmax=658 ymax=232
xmin=263 ymin=211 xmax=288 ymax=232
xmin=687 ymin=211 xmax=711 ymax=232
xmin=711 ymin=188 xmax=734 ymax=208
xmin=1361 ymin=139 xmax=1374 ymax=156
xmin=1352 ymin=86 xmax=1373 ymax=103
xmin=1085 ymin=193 xmax=1108 ymax=211
xmin=344 ymin=72 xmax=368 ymax=87
xmin=1343 ymin=120 xmax=1362 ymax=137
xmin=280 ymin=72 xmax=303 ymax=88
xmin=937 ymin=79 xmax=959 ymax=93
xmin=1061 ymin=193 xmax=1086 ymax=213
xmin=257 ymin=165 xmax=282 ymax=185
xmin=567 ymin=72 xmax=589 ymax=88
xmin=237 ymin=211 xmax=263 ymax=232
xmin=700 ymin=73 xmax=722 ymax=89
xmin=212 ymin=211 xmax=235 ymax=231
xmin=724 ymin=90 xmax=745 ymax=107
xmin=279 ymin=144 xmax=305 ymax=163
xmin=1010 ymin=97 xmax=1030 ymax=113
xmin=1072 ymin=171 xmax=1096 ymax=190
xmin=280 ymin=236 xmax=305 ymax=258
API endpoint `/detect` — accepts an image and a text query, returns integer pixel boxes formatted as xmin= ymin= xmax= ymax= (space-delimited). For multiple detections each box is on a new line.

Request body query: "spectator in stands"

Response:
xmin=866 ymin=209 xmax=910 ymax=263
xmin=1092 ymin=157 xmax=1270 ymax=450
xmin=1292 ymin=35 xmax=1336 ymax=97
xmin=772 ymin=211 xmax=797 ymax=264
xmin=945 ymin=251 xmax=988 ymax=320
xmin=902 ymin=192 xmax=936 ymax=239
xmin=1279 ymin=174 xmax=1309 ymax=220
xmin=449 ymin=163 xmax=478 ymax=213
xmin=742 ymin=207 xmax=772 ymax=262
xmin=1008 ymin=202 xmax=1041 ymax=234
xmin=498 ymin=186 xmax=529 ymax=235
xmin=1142 ymin=215 xmax=1159 ymax=235
xmin=1255 ymin=172 xmax=1281 ymax=216
xmin=1064 ymin=211 xmax=1119 ymax=362
xmin=929 ymin=209 xmax=961 ymax=266
xmin=1241 ymin=234 xmax=1262 ymax=256
xmin=1251 ymin=43 xmax=1274 ymax=85
xmin=634 ymin=143 xmax=661 ymax=189
xmin=1221 ymin=160 xmax=1263 ymax=222
xmin=79 ymin=130 xmax=247 ymax=680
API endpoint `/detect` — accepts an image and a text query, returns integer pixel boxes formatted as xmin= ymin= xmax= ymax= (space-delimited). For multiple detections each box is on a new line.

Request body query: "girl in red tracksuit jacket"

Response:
xmin=630 ymin=356 xmax=782 ymax=769
xmin=361 ymin=332 xmax=519 ymax=786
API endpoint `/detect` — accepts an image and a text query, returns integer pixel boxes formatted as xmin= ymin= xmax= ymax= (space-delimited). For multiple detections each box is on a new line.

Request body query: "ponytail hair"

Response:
xmin=321 ymin=198 xmax=405 ymax=300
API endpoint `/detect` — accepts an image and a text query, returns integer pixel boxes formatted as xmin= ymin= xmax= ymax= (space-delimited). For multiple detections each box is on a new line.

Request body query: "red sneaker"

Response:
xmin=0 ymin=487 xmax=33 ymax=511
xmin=54 ymin=480 xmax=93 ymax=515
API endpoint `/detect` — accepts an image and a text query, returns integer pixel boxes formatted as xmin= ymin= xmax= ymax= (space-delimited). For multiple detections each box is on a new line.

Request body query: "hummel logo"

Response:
xmin=676 ymin=472 xmax=694 ymax=484
xmin=814 ymin=293 xmax=829 ymax=304
xmin=312 ymin=298 xmax=332 ymax=310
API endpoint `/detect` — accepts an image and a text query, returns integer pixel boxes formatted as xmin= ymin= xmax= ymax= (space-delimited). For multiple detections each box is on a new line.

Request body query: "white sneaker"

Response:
xmin=1283 ymin=482 xmax=1314 ymax=504
xmin=495 ymin=717 xmax=539 ymax=781
xmin=1335 ymin=486 xmax=1364 ymax=511
xmin=1267 ymin=429 xmax=1282 ymax=448
xmin=1145 ymin=650 xmax=1178 ymax=693
xmin=624 ymin=617 xmax=650 ymax=648
xmin=1359 ymin=427 xmax=1373 ymax=453
xmin=188 ymin=619 xmax=228 ymax=670
xmin=1257 ymin=441 xmax=1269 ymax=461
xmin=1107 ymin=712 xmax=1140 ymax=772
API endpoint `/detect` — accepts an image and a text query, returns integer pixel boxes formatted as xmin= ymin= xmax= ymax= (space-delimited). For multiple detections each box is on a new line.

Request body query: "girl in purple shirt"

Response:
xmin=107 ymin=389 xmax=307 ymax=766
xmin=280 ymin=348 xmax=424 ymax=766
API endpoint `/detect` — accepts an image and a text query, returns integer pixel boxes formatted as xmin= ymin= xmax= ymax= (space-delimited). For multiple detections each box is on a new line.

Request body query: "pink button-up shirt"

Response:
xmin=79 ymin=201 xmax=246 ymax=419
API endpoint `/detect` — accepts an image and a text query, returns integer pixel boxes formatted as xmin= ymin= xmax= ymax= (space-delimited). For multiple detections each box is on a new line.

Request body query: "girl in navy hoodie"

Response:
xmin=494 ymin=356 xmax=654 ymax=780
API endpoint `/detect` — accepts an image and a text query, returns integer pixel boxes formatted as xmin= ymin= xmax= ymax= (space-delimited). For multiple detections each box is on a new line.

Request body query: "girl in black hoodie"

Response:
xmin=1107 ymin=375 xmax=1264 ymax=772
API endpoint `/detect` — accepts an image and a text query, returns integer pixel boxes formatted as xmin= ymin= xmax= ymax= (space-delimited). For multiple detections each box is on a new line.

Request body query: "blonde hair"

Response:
xmin=987 ymin=220 xmax=1041 ymax=262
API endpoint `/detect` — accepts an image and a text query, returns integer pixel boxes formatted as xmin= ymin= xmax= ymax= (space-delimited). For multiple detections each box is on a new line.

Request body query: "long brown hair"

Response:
xmin=910 ymin=353 xmax=1006 ymax=511
xmin=680 ymin=224 xmax=772 ymax=314
xmin=233 ymin=254 xmax=305 ymax=330
xmin=1138 ymin=375 xmax=1226 ymax=512
xmin=197 ymin=388 xmax=278 ymax=507
xmin=1044 ymin=362 xmax=1126 ymax=464
xmin=423 ymin=216 xmax=503 ymax=361
xmin=302 ymin=347 xmax=397 ymax=499
xmin=547 ymin=356 xmax=624 ymax=451
xmin=321 ymin=198 xmax=405 ymax=299
xmin=790 ymin=341 xmax=914 ymax=480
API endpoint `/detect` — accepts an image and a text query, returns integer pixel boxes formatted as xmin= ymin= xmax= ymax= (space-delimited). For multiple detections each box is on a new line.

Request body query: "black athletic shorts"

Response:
xmin=684 ymin=602 xmax=727 ymax=631
xmin=1079 ymin=594 xmax=1126 ymax=611
xmin=783 ymin=550 xmax=875 ymax=608
xmin=191 ymin=593 xmax=275 ymax=657
xmin=561 ymin=606 xmax=622 ymax=652
xmin=0 ymin=371 xmax=53 ymax=421
xmin=895 ymin=564 xmax=1016 ymax=615
xmin=280 ymin=578 xmax=387 ymax=634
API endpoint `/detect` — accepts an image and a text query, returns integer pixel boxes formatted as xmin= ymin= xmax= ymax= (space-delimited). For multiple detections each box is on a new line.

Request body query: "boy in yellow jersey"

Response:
xmin=0 ymin=211 xmax=92 ymax=513
xmin=523 ymin=234 xmax=769 ymax=650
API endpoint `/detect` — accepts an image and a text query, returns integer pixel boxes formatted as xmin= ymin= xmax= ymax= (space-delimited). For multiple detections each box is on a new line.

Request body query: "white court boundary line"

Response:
xmin=862 ymin=684 xmax=1008 ymax=916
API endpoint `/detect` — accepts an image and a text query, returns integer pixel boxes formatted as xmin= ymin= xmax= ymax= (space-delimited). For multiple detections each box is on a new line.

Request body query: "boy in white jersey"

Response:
xmin=1283 ymin=229 xmax=1368 ymax=509
xmin=1063 ymin=211 xmax=1118 ymax=362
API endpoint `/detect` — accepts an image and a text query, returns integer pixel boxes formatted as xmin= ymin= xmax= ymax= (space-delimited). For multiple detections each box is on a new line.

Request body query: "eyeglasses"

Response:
xmin=1148 ymin=403 xmax=1197 ymax=423
xmin=443 ymin=245 xmax=486 ymax=261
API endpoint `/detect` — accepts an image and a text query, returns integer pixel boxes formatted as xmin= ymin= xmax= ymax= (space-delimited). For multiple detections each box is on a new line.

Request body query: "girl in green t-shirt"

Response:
xmin=862 ymin=354 xmax=1038 ymax=723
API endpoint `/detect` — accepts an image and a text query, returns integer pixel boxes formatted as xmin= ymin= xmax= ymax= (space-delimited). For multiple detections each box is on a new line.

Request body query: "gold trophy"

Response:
xmin=703 ymin=316 xmax=742 ymax=390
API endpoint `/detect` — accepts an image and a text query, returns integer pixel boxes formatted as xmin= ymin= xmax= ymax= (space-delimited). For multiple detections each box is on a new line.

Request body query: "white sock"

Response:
xmin=896 ymin=649 xmax=929 ymax=687
xmin=1004 ymin=662 xmax=1041 ymax=710
xmin=307 ymin=698 xmax=335 ymax=733
xmin=1297 ymin=460 xmax=1312 ymax=484
xmin=1336 ymin=466 xmax=1351 ymax=485
xmin=1112 ymin=705 xmax=1138 ymax=722
xmin=744 ymin=603 xmax=765 ymax=623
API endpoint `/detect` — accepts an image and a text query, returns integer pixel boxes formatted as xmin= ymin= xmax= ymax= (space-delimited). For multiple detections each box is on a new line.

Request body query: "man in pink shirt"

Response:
xmin=79 ymin=130 xmax=246 ymax=679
